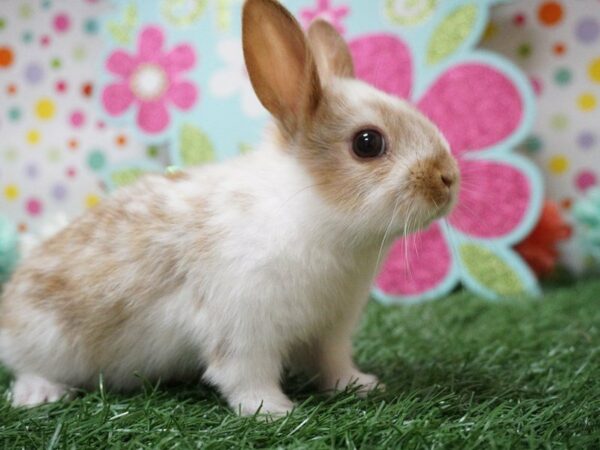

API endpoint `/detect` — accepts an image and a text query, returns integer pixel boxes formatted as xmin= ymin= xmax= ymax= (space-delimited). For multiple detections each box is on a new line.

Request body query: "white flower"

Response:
xmin=209 ymin=39 xmax=266 ymax=118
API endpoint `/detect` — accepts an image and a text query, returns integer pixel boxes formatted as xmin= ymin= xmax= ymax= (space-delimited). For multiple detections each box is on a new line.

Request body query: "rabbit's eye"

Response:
xmin=352 ymin=129 xmax=386 ymax=159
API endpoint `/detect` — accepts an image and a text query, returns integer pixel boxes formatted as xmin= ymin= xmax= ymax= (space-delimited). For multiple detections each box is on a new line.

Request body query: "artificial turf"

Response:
xmin=0 ymin=278 xmax=599 ymax=449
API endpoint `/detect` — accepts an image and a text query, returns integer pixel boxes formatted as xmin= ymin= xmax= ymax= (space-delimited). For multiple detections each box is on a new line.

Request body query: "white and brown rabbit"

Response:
xmin=0 ymin=0 xmax=459 ymax=415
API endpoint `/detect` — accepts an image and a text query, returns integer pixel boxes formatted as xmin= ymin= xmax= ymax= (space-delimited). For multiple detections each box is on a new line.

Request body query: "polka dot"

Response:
xmin=513 ymin=13 xmax=526 ymax=26
xmin=524 ymin=135 xmax=543 ymax=153
xmin=82 ymin=82 xmax=93 ymax=97
xmin=6 ymin=83 xmax=17 ymax=95
xmin=550 ymin=114 xmax=568 ymax=130
xmin=47 ymin=148 xmax=61 ymax=162
xmin=73 ymin=46 xmax=86 ymax=61
xmin=52 ymin=183 xmax=67 ymax=201
xmin=3 ymin=148 xmax=18 ymax=162
xmin=26 ymin=130 xmax=41 ymax=145
xmin=68 ymin=138 xmax=79 ymax=150
xmin=553 ymin=42 xmax=566 ymax=56
xmin=25 ymin=163 xmax=39 ymax=179
xmin=548 ymin=155 xmax=569 ymax=174
xmin=538 ymin=1 xmax=563 ymax=26
xmin=85 ymin=194 xmax=100 ymax=208
xmin=40 ymin=35 xmax=51 ymax=47
xmin=0 ymin=18 xmax=6 ymax=30
xmin=147 ymin=145 xmax=160 ymax=158
xmin=84 ymin=18 xmax=99 ymax=34
xmin=517 ymin=43 xmax=532 ymax=58
xmin=575 ymin=171 xmax=598 ymax=192
xmin=116 ymin=134 xmax=128 ymax=147
xmin=577 ymin=131 xmax=596 ymax=149
xmin=4 ymin=184 xmax=19 ymax=201
xmin=588 ymin=58 xmax=600 ymax=83
xmin=26 ymin=198 xmax=43 ymax=216
xmin=87 ymin=150 xmax=106 ymax=171
xmin=554 ymin=67 xmax=571 ymax=85
xmin=70 ymin=110 xmax=85 ymax=127
xmin=50 ymin=58 xmax=61 ymax=69
xmin=18 ymin=223 xmax=28 ymax=233
xmin=21 ymin=31 xmax=33 ymax=43
xmin=575 ymin=18 xmax=599 ymax=44
xmin=8 ymin=107 xmax=21 ymax=122
xmin=24 ymin=63 xmax=44 ymax=84
xmin=66 ymin=166 xmax=77 ymax=178
xmin=560 ymin=198 xmax=573 ymax=210
xmin=19 ymin=4 xmax=33 ymax=19
xmin=0 ymin=46 xmax=14 ymax=67
xmin=35 ymin=98 xmax=56 ymax=120
xmin=53 ymin=13 xmax=71 ymax=32
xmin=578 ymin=93 xmax=597 ymax=111
xmin=55 ymin=80 xmax=67 ymax=93
xmin=530 ymin=76 xmax=543 ymax=96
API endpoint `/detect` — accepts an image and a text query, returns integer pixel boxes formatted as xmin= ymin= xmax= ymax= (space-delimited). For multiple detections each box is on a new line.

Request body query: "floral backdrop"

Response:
xmin=4 ymin=0 xmax=586 ymax=303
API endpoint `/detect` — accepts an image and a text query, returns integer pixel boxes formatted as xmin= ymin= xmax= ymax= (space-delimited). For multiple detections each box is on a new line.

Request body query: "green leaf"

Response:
xmin=459 ymin=243 xmax=538 ymax=298
xmin=427 ymin=4 xmax=478 ymax=64
xmin=179 ymin=124 xmax=216 ymax=166
xmin=107 ymin=3 xmax=138 ymax=45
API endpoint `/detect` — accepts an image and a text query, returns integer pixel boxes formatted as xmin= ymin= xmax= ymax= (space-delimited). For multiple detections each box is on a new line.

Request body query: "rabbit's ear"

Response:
xmin=243 ymin=0 xmax=322 ymax=133
xmin=307 ymin=19 xmax=355 ymax=80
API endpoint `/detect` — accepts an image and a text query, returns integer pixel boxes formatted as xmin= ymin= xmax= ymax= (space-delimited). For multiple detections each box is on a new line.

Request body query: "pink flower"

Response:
xmin=349 ymin=34 xmax=534 ymax=300
xmin=300 ymin=0 xmax=350 ymax=35
xmin=102 ymin=26 xmax=198 ymax=134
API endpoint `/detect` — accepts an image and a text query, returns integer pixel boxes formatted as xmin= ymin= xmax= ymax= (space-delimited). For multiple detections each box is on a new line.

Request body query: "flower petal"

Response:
xmin=349 ymin=34 xmax=413 ymax=99
xmin=137 ymin=101 xmax=170 ymax=134
xmin=375 ymin=223 xmax=454 ymax=298
xmin=106 ymin=50 xmax=137 ymax=77
xmin=417 ymin=63 xmax=523 ymax=155
xmin=450 ymin=159 xmax=531 ymax=240
xmin=168 ymin=81 xmax=198 ymax=110
xmin=138 ymin=26 xmax=164 ymax=60
xmin=102 ymin=82 xmax=134 ymax=116
xmin=163 ymin=44 xmax=196 ymax=74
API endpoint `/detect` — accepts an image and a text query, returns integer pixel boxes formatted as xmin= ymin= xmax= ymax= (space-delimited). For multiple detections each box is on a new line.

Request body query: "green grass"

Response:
xmin=1 ymin=279 xmax=599 ymax=449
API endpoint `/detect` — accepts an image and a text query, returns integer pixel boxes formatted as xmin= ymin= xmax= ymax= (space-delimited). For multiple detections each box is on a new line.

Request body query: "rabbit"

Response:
xmin=0 ymin=0 xmax=459 ymax=416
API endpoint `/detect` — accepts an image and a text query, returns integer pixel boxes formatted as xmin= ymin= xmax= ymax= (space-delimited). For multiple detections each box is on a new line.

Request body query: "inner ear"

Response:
xmin=307 ymin=19 xmax=355 ymax=80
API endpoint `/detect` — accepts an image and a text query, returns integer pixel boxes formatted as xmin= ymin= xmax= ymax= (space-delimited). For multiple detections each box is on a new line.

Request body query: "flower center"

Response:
xmin=130 ymin=63 xmax=168 ymax=101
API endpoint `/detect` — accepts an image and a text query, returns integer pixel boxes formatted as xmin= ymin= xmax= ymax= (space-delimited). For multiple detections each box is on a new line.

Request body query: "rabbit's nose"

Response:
xmin=441 ymin=172 xmax=455 ymax=188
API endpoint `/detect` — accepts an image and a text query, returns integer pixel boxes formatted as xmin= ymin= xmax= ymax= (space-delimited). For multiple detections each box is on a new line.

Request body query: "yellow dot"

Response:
xmin=578 ymin=92 xmax=597 ymax=111
xmin=548 ymin=155 xmax=569 ymax=174
xmin=4 ymin=184 xmax=20 ymax=201
xmin=589 ymin=58 xmax=600 ymax=83
xmin=26 ymin=129 xmax=41 ymax=145
xmin=35 ymin=98 xmax=55 ymax=120
xmin=85 ymin=194 xmax=101 ymax=208
xmin=483 ymin=22 xmax=497 ymax=41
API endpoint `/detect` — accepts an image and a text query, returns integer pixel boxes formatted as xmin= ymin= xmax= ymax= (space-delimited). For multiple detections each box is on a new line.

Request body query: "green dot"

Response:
xmin=517 ymin=43 xmax=532 ymax=58
xmin=551 ymin=114 xmax=569 ymax=130
xmin=8 ymin=107 xmax=21 ymax=122
xmin=21 ymin=31 xmax=33 ymax=43
xmin=47 ymin=148 xmax=61 ymax=162
xmin=19 ymin=4 xmax=32 ymax=19
xmin=554 ymin=67 xmax=572 ymax=86
xmin=73 ymin=46 xmax=86 ymax=61
xmin=524 ymin=135 xmax=542 ymax=153
xmin=4 ymin=148 xmax=18 ymax=162
xmin=146 ymin=145 xmax=160 ymax=158
xmin=88 ymin=150 xmax=106 ymax=171
xmin=0 ymin=18 xmax=6 ymax=30
xmin=84 ymin=18 xmax=99 ymax=34
xmin=51 ymin=57 xmax=61 ymax=69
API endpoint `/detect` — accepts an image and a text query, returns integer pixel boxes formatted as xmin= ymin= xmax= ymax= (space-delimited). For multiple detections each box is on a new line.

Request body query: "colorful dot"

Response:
xmin=550 ymin=114 xmax=568 ymax=130
xmin=73 ymin=46 xmax=86 ymax=61
xmin=55 ymin=80 xmax=67 ymax=93
xmin=35 ymin=98 xmax=56 ymax=120
xmin=47 ymin=148 xmax=61 ymax=162
xmin=554 ymin=67 xmax=572 ymax=86
xmin=3 ymin=148 xmax=18 ymax=162
xmin=576 ymin=18 xmax=599 ymax=44
xmin=6 ymin=83 xmax=17 ymax=95
xmin=24 ymin=62 xmax=44 ymax=84
xmin=26 ymin=198 xmax=43 ymax=216
xmin=4 ymin=184 xmax=19 ymax=201
xmin=87 ymin=150 xmax=106 ymax=171
xmin=84 ymin=18 xmax=99 ymax=34
xmin=25 ymin=163 xmax=39 ymax=179
xmin=52 ymin=183 xmax=67 ymax=201
xmin=116 ymin=134 xmax=128 ymax=147
xmin=588 ymin=58 xmax=600 ymax=83
xmin=53 ymin=13 xmax=71 ymax=32
xmin=517 ymin=43 xmax=532 ymax=58
xmin=70 ymin=110 xmax=85 ymax=127
xmin=19 ymin=4 xmax=33 ymax=19
xmin=66 ymin=166 xmax=77 ymax=178
xmin=0 ymin=18 xmax=6 ymax=30
xmin=577 ymin=131 xmax=596 ymax=149
xmin=548 ymin=155 xmax=569 ymax=174
xmin=85 ymin=194 xmax=100 ymax=208
xmin=513 ymin=13 xmax=526 ymax=26
xmin=530 ymin=76 xmax=543 ymax=96
xmin=575 ymin=171 xmax=598 ymax=192
xmin=21 ymin=31 xmax=33 ymax=43
xmin=26 ymin=130 xmax=41 ymax=145
xmin=578 ymin=93 xmax=597 ymax=111
xmin=8 ymin=107 xmax=21 ymax=122
xmin=18 ymin=223 xmax=28 ymax=233
xmin=560 ymin=198 xmax=573 ymax=210
xmin=538 ymin=1 xmax=563 ymax=26
xmin=68 ymin=138 xmax=79 ymax=150
xmin=50 ymin=57 xmax=61 ymax=69
xmin=147 ymin=145 xmax=160 ymax=158
xmin=0 ymin=46 xmax=14 ymax=68
xmin=524 ymin=135 xmax=543 ymax=153
xmin=553 ymin=42 xmax=566 ymax=56
xmin=82 ymin=82 xmax=93 ymax=97
xmin=40 ymin=35 xmax=51 ymax=47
